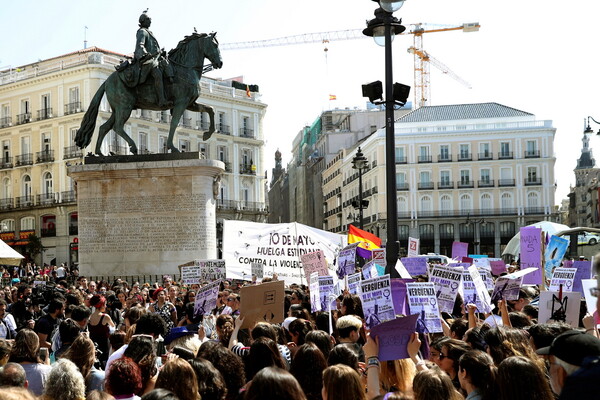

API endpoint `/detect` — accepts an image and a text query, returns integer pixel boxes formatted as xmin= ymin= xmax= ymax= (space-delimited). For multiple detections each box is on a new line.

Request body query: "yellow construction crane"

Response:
xmin=221 ymin=22 xmax=480 ymax=108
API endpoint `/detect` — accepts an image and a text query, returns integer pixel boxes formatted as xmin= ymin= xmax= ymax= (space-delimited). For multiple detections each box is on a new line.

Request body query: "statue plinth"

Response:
xmin=68 ymin=153 xmax=223 ymax=277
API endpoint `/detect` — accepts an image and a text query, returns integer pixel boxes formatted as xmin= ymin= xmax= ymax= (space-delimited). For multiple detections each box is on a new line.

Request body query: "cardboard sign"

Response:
xmin=194 ymin=280 xmax=221 ymax=317
xmin=520 ymin=227 xmax=543 ymax=285
xmin=301 ymin=250 xmax=329 ymax=284
xmin=370 ymin=314 xmax=419 ymax=361
xmin=452 ymin=242 xmax=469 ymax=260
xmin=544 ymin=236 xmax=570 ymax=282
xmin=538 ymin=290 xmax=582 ymax=327
xmin=239 ymin=280 xmax=285 ymax=328
xmin=360 ymin=275 xmax=395 ymax=329
xmin=406 ymin=282 xmax=442 ymax=333
xmin=549 ymin=267 xmax=577 ymax=292
xmin=391 ymin=278 xmax=414 ymax=316
xmin=400 ymin=257 xmax=428 ymax=276
xmin=429 ymin=265 xmax=463 ymax=314
xmin=337 ymin=243 xmax=359 ymax=278
xmin=407 ymin=238 xmax=420 ymax=257
xmin=347 ymin=272 xmax=362 ymax=295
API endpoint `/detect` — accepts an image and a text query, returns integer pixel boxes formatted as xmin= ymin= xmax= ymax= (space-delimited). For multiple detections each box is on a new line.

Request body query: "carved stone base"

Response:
xmin=68 ymin=156 xmax=224 ymax=277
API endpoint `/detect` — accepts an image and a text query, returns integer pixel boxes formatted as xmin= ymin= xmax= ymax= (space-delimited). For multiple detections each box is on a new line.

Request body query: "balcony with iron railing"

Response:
xmin=478 ymin=179 xmax=495 ymax=188
xmin=64 ymin=145 xmax=83 ymax=159
xmin=218 ymin=124 xmax=231 ymax=135
xmin=240 ymin=163 xmax=256 ymax=175
xmin=418 ymin=155 xmax=432 ymax=163
xmin=0 ymin=198 xmax=13 ymax=210
xmin=524 ymin=150 xmax=540 ymax=158
xmin=438 ymin=154 xmax=452 ymax=162
xmin=60 ymin=190 xmax=76 ymax=203
xmin=37 ymin=193 xmax=58 ymax=206
xmin=457 ymin=180 xmax=475 ymax=188
xmin=36 ymin=107 xmax=53 ymax=121
xmin=64 ymin=102 xmax=82 ymax=115
xmin=498 ymin=151 xmax=513 ymax=159
xmin=0 ymin=116 xmax=12 ymax=128
xmin=15 ymin=153 xmax=33 ymax=166
xmin=36 ymin=150 xmax=54 ymax=163
xmin=418 ymin=182 xmax=435 ymax=190
xmin=458 ymin=152 xmax=472 ymax=161
xmin=0 ymin=157 xmax=12 ymax=169
xmin=438 ymin=181 xmax=454 ymax=189
xmin=16 ymin=113 xmax=32 ymax=125
xmin=524 ymin=178 xmax=542 ymax=186
xmin=478 ymin=152 xmax=493 ymax=160
xmin=395 ymin=156 xmax=407 ymax=164
xmin=239 ymin=127 xmax=254 ymax=138
xmin=498 ymin=179 xmax=515 ymax=187
xmin=524 ymin=206 xmax=546 ymax=215
xmin=15 ymin=195 xmax=34 ymax=208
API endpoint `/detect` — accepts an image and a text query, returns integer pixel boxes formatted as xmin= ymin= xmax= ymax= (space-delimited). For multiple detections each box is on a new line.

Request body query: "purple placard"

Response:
xmin=452 ymin=242 xmax=469 ymax=260
xmin=572 ymin=260 xmax=592 ymax=295
xmin=391 ymin=278 xmax=415 ymax=316
xmin=490 ymin=260 xmax=507 ymax=276
xmin=400 ymin=257 xmax=428 ymax=276
xmin=370 ymin=313 xmax=419 ymax=361
xmin=520 ymin=227 xmax=542 ymax=285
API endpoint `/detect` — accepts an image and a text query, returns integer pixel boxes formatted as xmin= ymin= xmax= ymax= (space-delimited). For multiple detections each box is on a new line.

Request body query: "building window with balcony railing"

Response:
xmin=420 ymin=195 xmax=432 ymax=214
xmin=501 ymin=192 xmax=514 ymax=212
xmin=525 ymin=140 xmax=538 ymax=158
xmin=69 ymin=212 xmax=78 ymax=235
xmin=459 ymin=170 xmax=473 ymax=188
xmin=460 ymin=194 xmax=472 ymax=215
xmin=440 ymin=194 xmax=452 ymax=215
xmin=479 ymin=142 xmax=492 ymax=160
xmin=419 ymin=171 xmax=433 ymax=190
xmin=438 ymin=145 xmax=451 ymax=162
xmin=395 ymin=147 xmax=406 ymax=164
xmin=459 ymin=144 xmax=471 ymax=161
xmin=480 ymin=193 xmax=493 ymax=212
xmin=499 ymin=142 xmax=512 ymax=159
xmin=500 ymin=221 xmax=516 ymax=238
xmin=21 ymin=216 xmax=34 ymax=231
xmin=41 ymin=214 xmax=56 ymax=237
xmin=397 ymin=196 xmax=408 ymax=215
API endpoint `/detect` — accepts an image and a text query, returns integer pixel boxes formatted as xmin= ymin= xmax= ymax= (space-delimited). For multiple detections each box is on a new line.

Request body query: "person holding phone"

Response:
xmin=7 ymin=329 xmax=51 ymax=396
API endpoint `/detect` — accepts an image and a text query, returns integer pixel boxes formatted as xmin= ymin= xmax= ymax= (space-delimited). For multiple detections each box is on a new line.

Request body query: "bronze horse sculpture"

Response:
xmin=75 ymin=32 xmax=222 ymax=155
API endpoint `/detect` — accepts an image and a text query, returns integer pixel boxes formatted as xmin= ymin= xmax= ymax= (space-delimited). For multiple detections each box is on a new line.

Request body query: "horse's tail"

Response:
xmin=74 ymin=82 xmax=106 ymax=149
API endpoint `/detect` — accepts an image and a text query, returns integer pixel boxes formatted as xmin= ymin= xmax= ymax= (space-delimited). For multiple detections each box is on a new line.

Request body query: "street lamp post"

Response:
xmin=352 ymin=147 xmax=369 ymax=230
xmin=362 ymin=0 xmax=408 ymax=277
xmin=584 ymin=116 xmax=600 ymax=134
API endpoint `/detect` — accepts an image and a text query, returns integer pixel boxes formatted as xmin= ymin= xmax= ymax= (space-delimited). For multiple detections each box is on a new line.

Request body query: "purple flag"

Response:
xmin=572 ymin=260 xmax=592 ymax=296
xmin=391 ymin=278 xmax=415 ymax=316
xmin=370 ymin=314 xmax=419 ymax=361
xmin=452 ymin=242 xmax=469 ymax=260
xmin=520 ymin=227 xmax=542 ymax=285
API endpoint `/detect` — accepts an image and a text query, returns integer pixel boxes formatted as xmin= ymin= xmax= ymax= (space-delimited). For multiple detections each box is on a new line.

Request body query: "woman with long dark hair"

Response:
xmin=8 ymin=329 xmax=51 ymax=396
xmin=290 ymin=342 xmax=327 ymax=400
xmin=457 ymin=350 xmax=496 ymax=400
xmin=245 ymin=367 xmax=307 ymax=400
xmin=496 ymin=356 xmax=554 ymax=400
xmin=245 ymin=337 xmax=286 ymax=381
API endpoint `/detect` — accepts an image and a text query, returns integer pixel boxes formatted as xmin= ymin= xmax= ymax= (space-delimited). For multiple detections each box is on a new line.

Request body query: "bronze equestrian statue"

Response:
xmin=75 ymin=12 xmax=222 ymax=155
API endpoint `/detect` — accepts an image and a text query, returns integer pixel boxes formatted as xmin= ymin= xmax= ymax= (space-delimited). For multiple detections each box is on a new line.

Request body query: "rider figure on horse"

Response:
xmin=135 ymin=10 xmax=174 ymax=108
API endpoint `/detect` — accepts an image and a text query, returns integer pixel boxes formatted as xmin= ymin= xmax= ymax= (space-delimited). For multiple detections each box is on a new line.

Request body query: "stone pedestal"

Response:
xmin=68 ymin=153 xmax=224 ymax=277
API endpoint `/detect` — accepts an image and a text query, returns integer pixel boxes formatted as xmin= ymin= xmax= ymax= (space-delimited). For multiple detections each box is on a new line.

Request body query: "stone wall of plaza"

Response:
xmin=323 ymin=103 xmax=558 ymax=258
xmin=0 ymin=47 xmax=267 ymax=267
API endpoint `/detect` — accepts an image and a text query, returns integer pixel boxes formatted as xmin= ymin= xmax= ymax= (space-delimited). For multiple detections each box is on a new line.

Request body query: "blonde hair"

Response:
xmin=336 ymin=315 xmax=362 ymax=330
xmin=322 ymin=364 xmax=366 ymax=400
xmin=379 ymin=358 xmax=417 ymax=393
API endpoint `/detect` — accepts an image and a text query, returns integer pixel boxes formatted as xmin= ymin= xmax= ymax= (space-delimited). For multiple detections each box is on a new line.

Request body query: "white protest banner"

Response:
xmin=194 ymin=280 xmax=221 ymax=317
xmin=406 ymin=282 xmax=443 ymax=333
xmin=407 ymin=237 xmax=419 ymax=257
xmin=538 ymin=291 xmax=582 ymax=327
xmin=181 ymin=265 xmax=201 ymax=285
xmin=310 ymin=272 xmax=320 ymax=312
xmin=549 ymin=267 xmax=577 ymax=292
xmin=318 ymin=275 xmax=335 ymax=312
xmin=347 ymin=272 xmax=362 ymax=295
xmin=223 ymin=220 xmax=345 ymax=285
xmin=337 ymin=243 xmax=359 ymax=278
xmin=362 ymin=261 xmax=379 ymax=280
xmin=251 ymin=262 xmax=264 ymax=279
xmin=468 ymin=266 xmax=493 ymax=313
xmin=301 ymin=250 xmax=330 ymax=284
xmin=372 ymin=248 xmax=386 ymax=266
xmin=429 ymin=265 xmax=463 ymax=314
xmin=360 ymin=275 xmax=395 ymax=329
xmin=462 ymin=269 xmax=487 ymax=313
xmin=194 ymin=259 xmax=227 ymax=281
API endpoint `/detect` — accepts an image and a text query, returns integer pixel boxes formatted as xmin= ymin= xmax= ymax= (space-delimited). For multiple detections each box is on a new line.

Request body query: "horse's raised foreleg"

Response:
xmin=113 ymin=107 xmax=138 ymax=155
xmin=167 ymin=105 xmax=186 ymax=153
xmin=187 ymin=103 xmax=215 ymax=141
xmin=94 ymin=114 xmax=116 ymax=156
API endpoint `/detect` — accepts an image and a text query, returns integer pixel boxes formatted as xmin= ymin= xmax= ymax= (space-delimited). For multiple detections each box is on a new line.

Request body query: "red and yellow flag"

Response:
xmin=329 ymin=94 xmax=337 ymax=101
xmin=348 ymin=224 xmax=381 ymax=258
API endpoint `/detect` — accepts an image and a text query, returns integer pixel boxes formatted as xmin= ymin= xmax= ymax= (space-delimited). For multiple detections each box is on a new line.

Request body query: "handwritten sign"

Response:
xmin=520 ymin=227 xmax=542 ymax=285
xmin=251 ymin=262 xmax=264 ymax=279
xmin=194 ymin=259 xmax=226 ymax=281
xmin=400 ymin=257 xmax=428 ymax=276
xmin=370 ymin=314 xmax=419 ymax=361
xmin=301 ymin=250 xmax=329 ymax=284
xmin=181 ymin=265 xmax=202 ymax=285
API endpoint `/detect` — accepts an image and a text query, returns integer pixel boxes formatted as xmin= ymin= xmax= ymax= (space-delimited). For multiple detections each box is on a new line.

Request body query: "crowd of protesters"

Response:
xmin=0 ymin=255 xmax=597 ymax=400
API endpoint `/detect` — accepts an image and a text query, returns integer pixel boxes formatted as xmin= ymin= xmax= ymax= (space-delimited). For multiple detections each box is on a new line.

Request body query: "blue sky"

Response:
xmin=1 ymin=0 xmax=599 ymax=203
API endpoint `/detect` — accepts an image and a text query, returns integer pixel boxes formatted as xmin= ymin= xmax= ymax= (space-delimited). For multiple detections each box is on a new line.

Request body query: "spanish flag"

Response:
xmin=329 ymin=94 xmax=337 ymax=101
xmin=348 ymin=224 xmax=381 ymax=259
